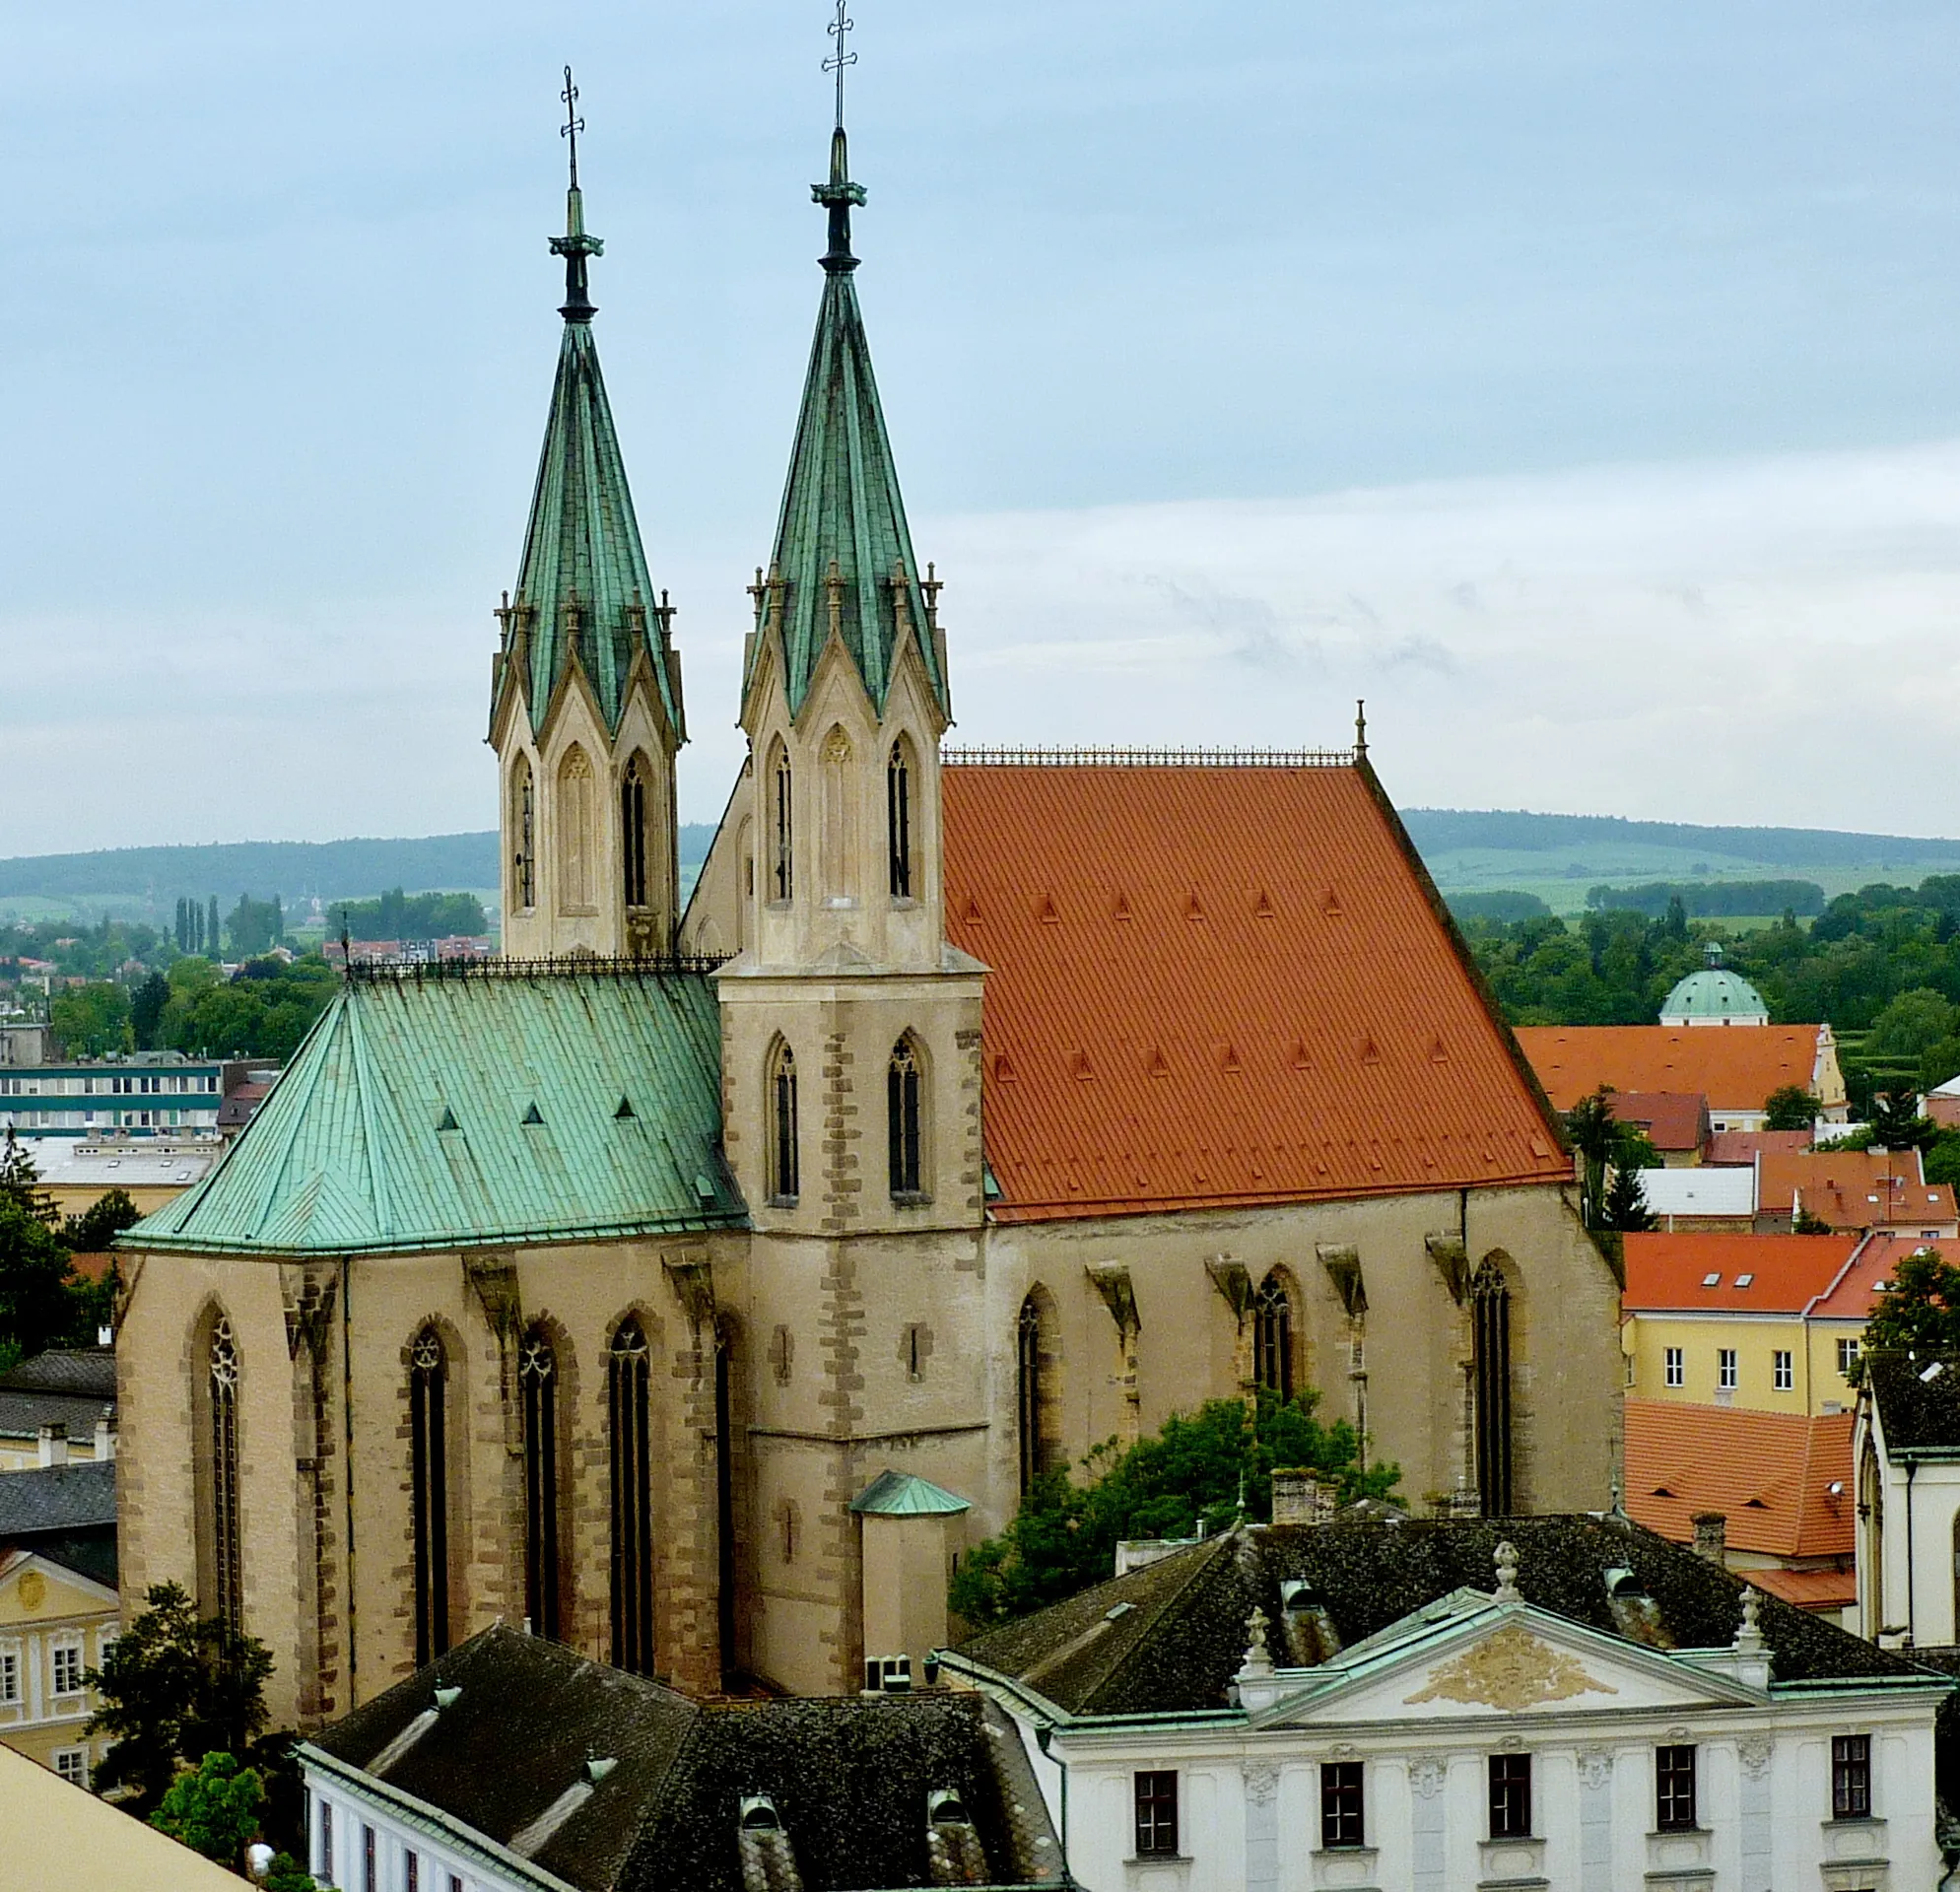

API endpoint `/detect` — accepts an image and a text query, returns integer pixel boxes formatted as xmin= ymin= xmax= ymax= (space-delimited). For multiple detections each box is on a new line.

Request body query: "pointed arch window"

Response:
xmin=558 ymin=747 xmax=596 ymax=912
xmin=208 ymin=1316 xmax=243 ymax=1635
xmin=888 ymin=1035 xmax=924 ymax=1198
xmin=519 ymin=1328 xmax=561 ymax=1642
xmin=621 ymin=756 xmax=651 ymax=912
xmin=608 ymin=1319 xmax=654 ymax=1674
xmin=1471 ymin=1259 xmax=1514 ymax=1518
xmin=1016 ymin=1292 xmax=1061 ymax=1497
xmin=409 ymin=1328 xmax=450 ymax=1665
xmin=769 ymin=1042 xmax=799 ymax=1204
xmin=1252 ymin=1273 xmax=1295 ymax=1400
xmin=821 ymin=726 xmax=854 ymax=901
xmin=511 ymin=756 xmax=536 ymax=912
xmin=887 ymin=739 xmax=913 ymax=900
xmin=770 ymin=744 xmax=794 ymax=903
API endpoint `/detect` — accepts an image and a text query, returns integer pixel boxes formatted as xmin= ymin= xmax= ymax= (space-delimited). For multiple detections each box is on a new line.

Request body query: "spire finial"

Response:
xmin=1354 ymin=699 xmax=1368 ymax=761
xmin=814 ymin=3 xmax=867 ymax=272
xmin=550 ymin=65 xmax=604 ymax=322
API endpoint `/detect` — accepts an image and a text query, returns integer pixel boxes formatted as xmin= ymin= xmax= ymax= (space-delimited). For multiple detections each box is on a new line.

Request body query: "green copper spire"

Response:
xmin=494 ymin=77 xmax=683 ymax=742
xmin=754 ymin=120 xmax=949 ymax=719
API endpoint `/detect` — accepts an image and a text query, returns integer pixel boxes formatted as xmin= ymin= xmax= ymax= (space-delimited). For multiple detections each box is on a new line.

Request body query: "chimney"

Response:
xmin=37 ymin=1424 xmax=68 ymax=1468
xmin=94 ymin=1409 xmax=115 ymax=1463
xmin=1271 ymin=1468 xmax=1335 ymax=1525
xmin=1691 ymin=1511 xmax=1726 ymax=1565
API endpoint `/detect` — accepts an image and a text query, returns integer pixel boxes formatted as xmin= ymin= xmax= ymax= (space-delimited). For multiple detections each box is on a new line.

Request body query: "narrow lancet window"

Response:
xmin=608 ymin=1319 xmax=654 ymax=1674
xmin=410 ymin=1328 xmax=450 ymax=1664
xmin=769 ymin=1042 xmax=799 ymax=1203
xmin=209 ymin=1317 xmax=243 ymax=1635
xmin=1471 ymin=1258 xmax=1514 ymax=1517
xmin=512 ymin=757 xmax=536 ymax=911
xmin=558 ymin=747 xmax=595 ymax=912
xmin=1017 ymin=1294 xmax=1061 ymax=1497
xmin=888 ymin=1035 xmax=922 ymax=1196
xmin=621 ymin=759 xmax=650 ymax=911
xmin=887 ymin=741 xmax=913 ymax=899
xmin=771 ymin=747 xmax=794 ymax=902
xmin=1252 ymin=1273 xmax=1295 ymax=1400
xmin=519 ymin=1328 xmax=561 ymax=1641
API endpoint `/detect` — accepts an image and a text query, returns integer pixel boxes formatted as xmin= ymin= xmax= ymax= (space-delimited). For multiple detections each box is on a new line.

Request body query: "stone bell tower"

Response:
xmin=488 ymin=118 xmax=685 ymax=960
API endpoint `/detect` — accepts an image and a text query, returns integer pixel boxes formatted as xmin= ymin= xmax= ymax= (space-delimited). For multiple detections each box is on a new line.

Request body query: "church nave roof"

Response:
xmin=131 ymin=966 xmax=743 ymax=1255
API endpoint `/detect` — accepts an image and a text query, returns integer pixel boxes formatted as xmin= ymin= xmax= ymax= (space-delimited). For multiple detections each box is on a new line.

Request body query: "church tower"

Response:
xmin=489 ymin=102 xmax=685 ymax=960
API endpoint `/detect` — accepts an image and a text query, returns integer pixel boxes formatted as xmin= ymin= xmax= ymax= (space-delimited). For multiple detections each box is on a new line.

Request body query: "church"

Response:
xmin=113 ymin=101 xmax=1621 ymax=1731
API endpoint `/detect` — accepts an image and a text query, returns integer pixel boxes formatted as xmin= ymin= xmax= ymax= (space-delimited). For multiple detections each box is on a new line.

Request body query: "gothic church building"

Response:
xmin=116 ymin=121 xmax=1620 ymax=1729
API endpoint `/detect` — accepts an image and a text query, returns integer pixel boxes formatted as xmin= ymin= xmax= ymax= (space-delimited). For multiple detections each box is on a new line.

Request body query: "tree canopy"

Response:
xmin=149 ymin=1750 xmax=266 ymax=1864
xmin=50 ymin=981 xmax=132 ymax=1057
xmin=949 ymin=1389 xmax=1398 ymax=1629
xmin=1862 ymin=1248 xmax=1960 ymax=1360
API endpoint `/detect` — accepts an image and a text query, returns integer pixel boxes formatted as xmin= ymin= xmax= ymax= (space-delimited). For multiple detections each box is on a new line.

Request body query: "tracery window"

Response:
xmin=770 ymin=743 xmax=793 ymax=903
xmin=1471 ymin=1257 xmax=1514 ymax=1517
xmin=409 ymin=1327 xmax=449 ymax=1665
xmin=887 ymin=739 xmax=913 ymax=900
xmin=769 ymin=1041 xmax=799 ymax=1203
xmin=621 ymin=756 xmax=651 ymax=912
xmin=608 ymin=1319 xmax=654 ymax=1674
xmin=511 ymin=755 xmax=536 ymax=911
xmin=209 ymin=1316 xmax=243 ymax=1635
xmin=558 ymin=747 xmax=595 ymax=912
xmin=888 ymin=1035 xmax=923 ymax=1197
xmin=519 ymin=1328 xmax=561 ymax=1641
xmin=1252 ymin=1272 xmax=1295 ymax=1400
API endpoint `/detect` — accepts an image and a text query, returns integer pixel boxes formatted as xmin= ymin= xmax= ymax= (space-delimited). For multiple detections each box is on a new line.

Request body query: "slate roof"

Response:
xmin=0 ymin=1461 xmax=116 ymax=1539
xmin=750 ymin=128 xmax=948 ymax=721
xmin=0 ymin=1348 xmax=116 ymax=1400
xmin=0 ymin=1390 xmax=115 ymax=1445
xmin=1518 ymin=1024 xmax=1830 ymax=1115
xmin=129 ymin=967 xmax=743 ymax=1256
xmin=940 ymin=760 xmax=1570 ymax=1221
xmin=952 ymin=1516 xmax=1919 ymax=1719
xmin=306 ymin=1623 xmax=1065 ymax=1892
xmin=1865 ymin=1350 xmax=1960 ymax=1454
xmin=1620 ymin=1232 xmax=1859 ymax=1313
xmin=1624 ymin=1400 xmax=1854 ymax=1560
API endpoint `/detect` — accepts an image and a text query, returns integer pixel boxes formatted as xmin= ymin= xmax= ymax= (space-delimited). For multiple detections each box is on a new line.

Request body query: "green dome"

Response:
xmin=1659 ymin=966 xmax=1769 ymax=1025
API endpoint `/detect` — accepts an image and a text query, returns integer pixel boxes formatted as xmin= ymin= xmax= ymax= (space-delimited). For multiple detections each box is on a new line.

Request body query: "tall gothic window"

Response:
xmin=519 ymin=1328 xmax=560 ymax=1642
xmin=821 ymin=727 xmax=854 ymax=901
xmin=558 ymin=747 xmax=595 ymax=912
xmin=608 ymin=1319 xmax=654 ymax=1674
xmin=621 ymin=757 xmax=651 ymax=912
xmin=511 ymin=756 xmax=536 ymax=911
xmin=887 ymin=740 xmax=913 ymax=899
xmin=769 ymin=1042 xmax=799 ymax=1203
xmin=409 ymin=1328 xmax=449 ymax=1665
xmin=1016 ymin=1292 xmax=1060 ymax=1497
xmin=770 ymin=744 xmax=793 ymax=903
xmin=1252 ymin=1272 xmax=1295 ymax=1400
xmin=209 ymin=1317 xmax=243 ymax=1635
xmin=888 ymin=1036 xmax=923 ymax=1197
xmin=1471 ymin=1258 xmax=1514 ymax=1517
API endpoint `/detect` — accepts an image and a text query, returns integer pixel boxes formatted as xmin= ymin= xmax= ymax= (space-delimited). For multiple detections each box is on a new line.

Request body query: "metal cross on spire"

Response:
xmin=823 ymin=0 xmax=856 ymax=130
xmin=561 ymin=64 xmax=585 ymax=189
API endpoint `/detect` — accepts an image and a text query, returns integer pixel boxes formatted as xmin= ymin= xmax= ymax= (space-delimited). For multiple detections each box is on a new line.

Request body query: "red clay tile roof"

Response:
xmin=1747 ymin=1566 xmax=1857 ymax=1612
xmin=941 ymin=760 xmax=1570 ymax=1223
xmin=1625 ymin=1400 xmax=1854 ymax=1560
xmin=1708 ymin=1129 xmax=1814 ymax=1165
xmin=1810 ymin=1233 xmax=1960 ymax=1319
xmin=1516 ymin=1025 xmax=1825 ymax=1115
xmin=1603 ymin=1091 xmax=1709 ymax=1153
xmin=1757 ymin=1148 xmax=1924 ymax=1215
xmin=1621 ymin=1232 xmax=1859 ymax=1314
xmin=1794 ymin=1182 xmax=1958 ymax=1233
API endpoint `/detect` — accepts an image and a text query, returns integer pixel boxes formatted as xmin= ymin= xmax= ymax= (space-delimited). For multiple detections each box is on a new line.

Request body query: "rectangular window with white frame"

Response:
xmin=1774 ymin=1349 xmax=1793 ymax=1391
xmin=1838 ymin=1337 xmax=1860 ymax=1377
xmin=50 ymin=1639 xmax=84 ymax=1698
xmin=52 ymin=1748 xmax=87 ymax=1787
xmin=0 ymin=1645 xmax=18 ymax=1706
xmin=1664 ymin=1346 xmax=1684 ymax=1388
xmin=1133 ymin=1771 xmax=1180 ymax=1858
xmin=1718 ymin=1348 xmax=1737 ymax=1391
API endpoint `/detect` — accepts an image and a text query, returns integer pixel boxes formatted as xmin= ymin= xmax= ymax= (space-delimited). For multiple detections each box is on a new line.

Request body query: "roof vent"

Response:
xmin=695 ymin=1173 xmax=716 ymax=1209
xmin=436 ymin=1106 xmax=459 ymax=1132
xmin=927 ymin=1790 xmax=970 ymax=1826
xmin=925 ymin=1788 xmax=987 ymax=1885
xmin=1039 ymin=897 xmax=1060 ymax=925
xmin=1923 ymin=1361 xmax=1947 ymax=1384
xmin=1253 ymin=891 xmax=1275 ymax=919
xmin=1279 ymin=1579 xmax=1320 ymax=1611
xmin=1321 ymin=888 xmax=1343 ymax=918
xmin=1113 ymin=894 xmax=1132 ymax=922
xmin=740 ymin=1795 xmax=782 ymax=1832
xmin=521 ymin=1102 xmax=545 ymax=1126
xmin=584 ymin=1756 xmax=617 ymax=1785
xmin=962 ymin=897 xmax=982 ymax=923
xmin=1185 ymin=892 xmax=1205 ymax=921
xmin=1105 ymin=1601 xmax=1136 ymax=1621
xmin=1149 ymin=1047 xmax=1171 ymax=1079
xmin=614 ymin=1096 xmax=636 ymax=1120
xmin=433 ymin=1684 xmax=460 ymax=1710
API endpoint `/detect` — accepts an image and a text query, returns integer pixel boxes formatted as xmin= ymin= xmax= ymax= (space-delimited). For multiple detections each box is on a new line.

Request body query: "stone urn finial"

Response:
xmin=1238 ymin=1605 xmax=1275 ymax=1680
xmin=1735 ymin=1586 xmax=1765 ymax=1654
xmin=1493 ymin=1540 xmax=1521 ymax=1604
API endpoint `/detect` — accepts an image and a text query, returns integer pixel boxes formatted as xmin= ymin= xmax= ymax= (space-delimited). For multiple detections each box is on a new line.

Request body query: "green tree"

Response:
xmin=86 ymin=1583 xmax=276 ymax=1816
xmin=208 ymin=897 xmax=221 ymax=958
xmin=225 ymin=896 xmax=285 ymax=958
xmin=130 ymin=971 xmax=170 ymax=1050
xmin=1792 ymin=1204 xmax=1838 ymax=1235
xmin=63 ymin=1186 xmax=140 ymax=1252
xmin=0 ymin=1129 xmax=56 ymax=1227
xmin=1862 ymin=1247 xmax=1960 ymax=1360
xmin=1866 ymin=987 xmax=1960 ymax=1064
xmin=1564 ymin=1088 xmax=1619 ymax=1228
xmin=949 ymin=1389 xmax=1398 ymax=1628
xmin=1763 ymin=1086 xmax=1821 ymax=1132
xmin=50 ymin=981 xmax=132 ymax=1057
xmin=150 ymin=1750 xmax=265 ymax=1864
xmin=0 ymin=1193 xmax=83 ymax=1357
xmin=1600 ymin=1163 xmax=1657 ymax=1232
xmin=1870 ymin=1090 xmax=1937 ymax=1153
xmin=262 ymin=1853 xmax=316 ymax=1892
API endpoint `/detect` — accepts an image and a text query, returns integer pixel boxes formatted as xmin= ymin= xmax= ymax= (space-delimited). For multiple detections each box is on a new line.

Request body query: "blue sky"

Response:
xmin=6 ymin=1 xmax=1960 ymax=851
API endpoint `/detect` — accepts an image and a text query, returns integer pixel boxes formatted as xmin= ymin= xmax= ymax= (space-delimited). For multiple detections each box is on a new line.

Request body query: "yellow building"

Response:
xmin=0 ymin=1544 xmax=118 ymax=1783
xmin=1621 ymin=1230 xmax=1894 ymax=1418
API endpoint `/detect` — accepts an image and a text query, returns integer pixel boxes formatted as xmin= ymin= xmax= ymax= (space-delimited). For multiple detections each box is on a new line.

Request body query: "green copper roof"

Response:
xmin=495 ymin=184 xmax=684 ymax=742
xmin=130 ymin=968 xmax=743 ymax=1255
xmin=1660 ymin=967 xmax=1770 ymax=1022
xmin=849 ymin=1470 xmax=971 ymax=1517
xmin=752 ymin=129 xmax=948 ymax=720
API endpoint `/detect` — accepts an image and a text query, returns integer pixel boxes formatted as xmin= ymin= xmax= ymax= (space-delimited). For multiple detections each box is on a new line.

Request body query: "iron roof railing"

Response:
xmin=344 ymin=953 xmax=731 ymax=984
xmin=941 ymin=745 xmax=1358 ymax=769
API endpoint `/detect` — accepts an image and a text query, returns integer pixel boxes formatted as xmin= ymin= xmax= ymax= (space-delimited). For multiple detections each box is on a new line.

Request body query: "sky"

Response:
xmin=6 ymin=0 xmax=1960 ymax=853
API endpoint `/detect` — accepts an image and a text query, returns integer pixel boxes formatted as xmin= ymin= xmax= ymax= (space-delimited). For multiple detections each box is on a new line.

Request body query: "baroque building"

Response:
xmin=113 ymin=107 xmax=1621 ymax=1730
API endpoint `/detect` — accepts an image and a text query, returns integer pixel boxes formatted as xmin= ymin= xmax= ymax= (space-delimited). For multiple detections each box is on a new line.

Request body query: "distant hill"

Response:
xmin=1401 ymin=810 xmax=1960 ymax=868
